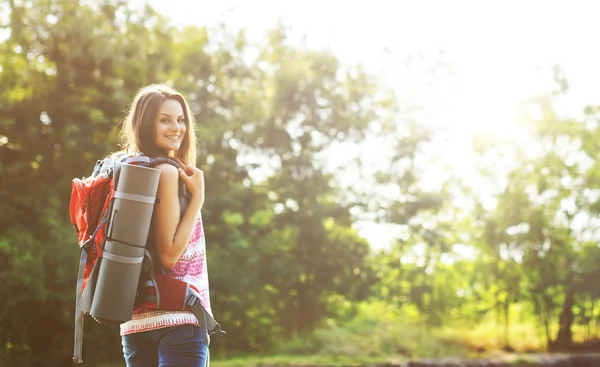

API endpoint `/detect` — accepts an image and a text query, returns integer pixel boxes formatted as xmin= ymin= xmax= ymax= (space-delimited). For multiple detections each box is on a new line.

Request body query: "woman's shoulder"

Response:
xmin=155 ymin=164 xmax=179 ymax=193
xmin=155 ymin=162 xmax=179 ymax=175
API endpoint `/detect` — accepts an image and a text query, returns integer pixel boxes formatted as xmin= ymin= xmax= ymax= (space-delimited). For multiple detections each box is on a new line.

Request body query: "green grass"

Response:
xmin=100 ymin=352 xmax=592 ymax=367
xmin=211 ymin=354 xmax=391 ymax=367
xmin=440 ymin=320 xmax=546 ymax=353
xmin=99 ymin=355 xmax=395 ymax=367
xmin=439 ymin=306 xmax=598 ymax=353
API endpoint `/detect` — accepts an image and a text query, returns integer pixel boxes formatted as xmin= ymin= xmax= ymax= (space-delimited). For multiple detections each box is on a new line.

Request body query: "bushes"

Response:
xmin=277 ymin=299 xmax=469 ymax=359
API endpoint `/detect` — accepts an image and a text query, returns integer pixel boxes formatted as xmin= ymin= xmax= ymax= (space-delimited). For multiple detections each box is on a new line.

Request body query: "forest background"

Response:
xmin=2 ymin=0 xmax=600 ymax=366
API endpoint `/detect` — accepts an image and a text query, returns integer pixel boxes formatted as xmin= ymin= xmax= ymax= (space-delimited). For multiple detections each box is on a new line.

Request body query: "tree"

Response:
xmin=0 ymin=2 xmax=391 ymax=362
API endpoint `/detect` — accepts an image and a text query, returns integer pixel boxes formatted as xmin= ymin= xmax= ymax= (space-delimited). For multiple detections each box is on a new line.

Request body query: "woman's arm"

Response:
xmin=152 ymin=163 xmax=205 ymax=270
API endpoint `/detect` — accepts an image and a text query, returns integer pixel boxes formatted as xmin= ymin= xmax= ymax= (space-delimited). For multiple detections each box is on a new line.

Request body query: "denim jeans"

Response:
xmin=121 ymin=325 xmax=209 ymax=367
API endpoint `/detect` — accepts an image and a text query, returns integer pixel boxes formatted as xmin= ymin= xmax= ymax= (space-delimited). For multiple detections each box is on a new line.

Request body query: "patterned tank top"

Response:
xmin=120 ymin=215 xmax=212 ymax=335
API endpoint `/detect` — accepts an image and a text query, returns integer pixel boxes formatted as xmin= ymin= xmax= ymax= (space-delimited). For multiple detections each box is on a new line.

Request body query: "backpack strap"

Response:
xmin=136 ymin=255 xmax=226 ymax=344
xmin=73 ymin=207 xmax=112 ymax=364
xmin=190 ymin=302 xmax=226 ymax=345
xmin=138 ymin=273 xmax=226 ymax=344
xmin=124 ymin=155 xmax=151 ymax=165
xmin=186 ymin=289 xmax=226 ymax=343
xmin=72 ymin=250 xmax=88 ymax=364
xmin=146 ymin=157 xmax=190 ymax=219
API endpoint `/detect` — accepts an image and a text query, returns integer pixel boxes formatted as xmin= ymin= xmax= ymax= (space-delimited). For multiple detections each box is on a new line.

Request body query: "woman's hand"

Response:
xmin=178 ymin=164 xmax=205 ymax=203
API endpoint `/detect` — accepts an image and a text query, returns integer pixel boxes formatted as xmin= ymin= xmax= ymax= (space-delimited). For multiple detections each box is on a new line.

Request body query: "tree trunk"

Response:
xmin=554 ymin=289 xmax=575 ymax=351
xmin=503 ymin=299 xmax=510 ymax=348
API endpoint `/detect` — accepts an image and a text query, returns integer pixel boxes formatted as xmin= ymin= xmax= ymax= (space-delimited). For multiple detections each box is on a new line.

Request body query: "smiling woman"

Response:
xmin=120 ymin=84 xmax=197 ymax=165
xmin=113 ymin=84 xmax=217 ymax=367
xmin=154 ymin=99 xmax=188 ymax=154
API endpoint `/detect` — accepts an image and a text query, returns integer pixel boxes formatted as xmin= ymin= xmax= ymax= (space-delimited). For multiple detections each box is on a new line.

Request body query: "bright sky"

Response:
xmin=146 ymin=0 xmax=600 ymax=250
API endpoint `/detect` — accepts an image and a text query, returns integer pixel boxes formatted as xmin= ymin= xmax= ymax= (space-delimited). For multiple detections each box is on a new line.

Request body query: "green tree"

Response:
xmin=0 ymin=1 xmax=393 ymax=362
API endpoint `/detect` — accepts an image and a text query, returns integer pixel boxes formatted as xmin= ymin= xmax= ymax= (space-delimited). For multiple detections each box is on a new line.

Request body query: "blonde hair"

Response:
xmin=119 ymin=84 xmax=197 ymax=166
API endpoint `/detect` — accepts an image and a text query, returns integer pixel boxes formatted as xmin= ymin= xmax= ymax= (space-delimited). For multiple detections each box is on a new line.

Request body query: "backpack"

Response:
xmin=69 ymin=153 xmax=224 ymax=364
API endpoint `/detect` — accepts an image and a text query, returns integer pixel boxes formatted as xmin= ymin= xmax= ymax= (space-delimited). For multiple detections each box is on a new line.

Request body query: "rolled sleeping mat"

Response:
xmin=88 ymin=163 xmax=161 ymax=323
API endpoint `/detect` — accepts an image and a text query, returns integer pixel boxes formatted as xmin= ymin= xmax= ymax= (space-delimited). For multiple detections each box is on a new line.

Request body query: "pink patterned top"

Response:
xmin=120 ymin=215 xmax=212 ymax=335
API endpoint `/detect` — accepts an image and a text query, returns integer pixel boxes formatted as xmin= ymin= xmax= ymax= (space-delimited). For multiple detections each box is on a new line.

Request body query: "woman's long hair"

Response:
xmin=119 ymin=84 xmax=198 ymax=166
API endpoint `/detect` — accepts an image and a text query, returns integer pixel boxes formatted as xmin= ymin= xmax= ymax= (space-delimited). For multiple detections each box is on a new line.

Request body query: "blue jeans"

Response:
xmin=121 ymin=325 xmax=209 ymax=367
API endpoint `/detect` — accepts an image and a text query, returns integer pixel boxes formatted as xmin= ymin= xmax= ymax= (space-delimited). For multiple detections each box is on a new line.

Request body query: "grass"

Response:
xmin=99 ymin=355 xmax=393 ymax=367
xmin=441 ymin=319 xmax=546 ymax=353
xmin=440 ymin=307 xmax=598 ymax=354
xmin=211 ymin=354 xmax=391 ymax=367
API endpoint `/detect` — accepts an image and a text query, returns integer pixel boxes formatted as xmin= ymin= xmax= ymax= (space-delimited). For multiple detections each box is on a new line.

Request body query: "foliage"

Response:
xmin=2 ymin=0 xmax=600 ymax=365
xmin=0 ymin=0 xmax=390 ymax=364
xmin=277 ymin=299 xmax=469 ymax=359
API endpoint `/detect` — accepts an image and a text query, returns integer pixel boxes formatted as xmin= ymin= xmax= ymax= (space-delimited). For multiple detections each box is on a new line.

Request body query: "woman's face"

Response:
xmin=154 ymin=98 xmax=187 ymax=154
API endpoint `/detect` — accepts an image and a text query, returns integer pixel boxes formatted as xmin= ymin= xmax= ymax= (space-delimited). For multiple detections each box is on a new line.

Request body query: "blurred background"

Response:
xmin=2 ymin=0 xmax=600 ymax=366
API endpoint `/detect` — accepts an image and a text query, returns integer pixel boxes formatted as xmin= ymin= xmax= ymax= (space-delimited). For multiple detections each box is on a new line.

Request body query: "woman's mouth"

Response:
xmin=165 ymin=135 xmax=180 ymax=142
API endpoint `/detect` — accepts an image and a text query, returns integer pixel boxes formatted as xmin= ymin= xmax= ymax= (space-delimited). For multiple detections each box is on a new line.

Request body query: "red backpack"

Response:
xmin=69 ymin=153 xmax=224 ymax=364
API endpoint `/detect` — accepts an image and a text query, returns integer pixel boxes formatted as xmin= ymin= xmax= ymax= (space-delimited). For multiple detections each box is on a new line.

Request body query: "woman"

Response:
xmin=118 ymin=84 xmax=212 ymax=367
